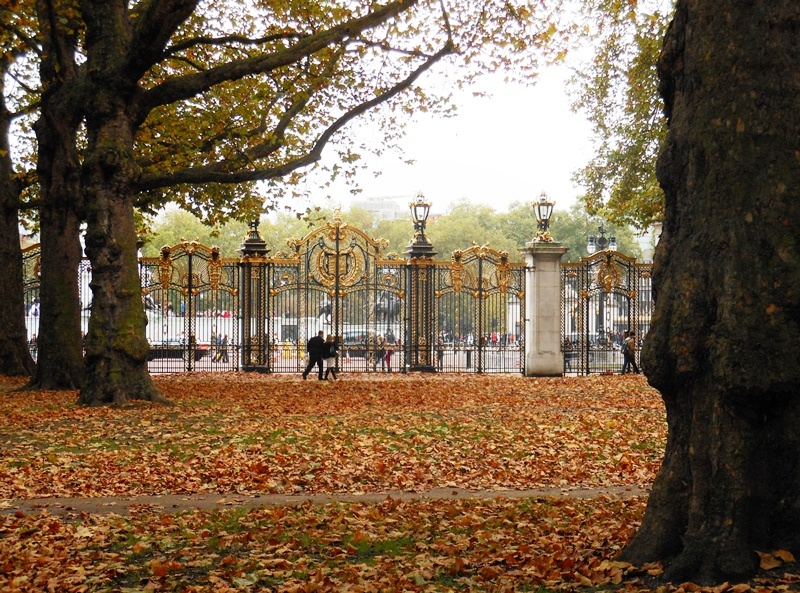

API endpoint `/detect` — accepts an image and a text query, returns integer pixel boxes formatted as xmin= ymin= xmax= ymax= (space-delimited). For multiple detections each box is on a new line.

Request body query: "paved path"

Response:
xmin=1 ymin=484 xmax=650 ymax=517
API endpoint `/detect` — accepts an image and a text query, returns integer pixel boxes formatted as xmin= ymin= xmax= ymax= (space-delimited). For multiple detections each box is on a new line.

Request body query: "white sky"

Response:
xmin=294 ymin=64 xmax=593 ymax=216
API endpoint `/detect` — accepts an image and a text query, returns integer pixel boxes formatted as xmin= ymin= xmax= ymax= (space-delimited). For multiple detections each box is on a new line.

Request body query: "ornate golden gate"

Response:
xmin=561 ymin=250 xmax=653 ymax=375
xmin=139 ymin=241 xmax=240 ymax=372
xmin=21 ymin=215 xmax=531 ymax=374
xmin=433 ymin=245 xmax=526 ymax=373
xmin=258 ymin=214 xmax=407 ymax=373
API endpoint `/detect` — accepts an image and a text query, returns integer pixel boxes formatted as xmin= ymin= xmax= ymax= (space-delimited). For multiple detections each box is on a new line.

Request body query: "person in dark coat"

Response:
xmin=302 ymin=330 xmax=326 ymax=380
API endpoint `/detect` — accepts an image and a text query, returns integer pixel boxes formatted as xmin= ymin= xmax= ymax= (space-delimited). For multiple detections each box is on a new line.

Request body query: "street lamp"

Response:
xmin=533 ymin=193 xmax=555 ymax=242
xmin=587 ymin=224 xmax=616 ymax=254
xmin=407 ymin=193 xmax=434 ymax=257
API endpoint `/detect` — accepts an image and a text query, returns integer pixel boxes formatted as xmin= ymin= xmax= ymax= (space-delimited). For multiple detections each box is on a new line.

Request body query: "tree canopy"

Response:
xmin=571 ymin=0 xmax=672 ymax=230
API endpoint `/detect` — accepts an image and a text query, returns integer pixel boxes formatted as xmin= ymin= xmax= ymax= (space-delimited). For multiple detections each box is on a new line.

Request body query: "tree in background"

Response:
xmin=146 ymin=201 xmax=643 ymax=264
xmin=619 ymin=0 xmax=800 ymax=584
xmin=0 ymin=39 xmax=35 ymax=376
xmin=572 ymin=1 xmax=672 ymax=230
xmin=140 ymin=210 xmax=250 ymax=257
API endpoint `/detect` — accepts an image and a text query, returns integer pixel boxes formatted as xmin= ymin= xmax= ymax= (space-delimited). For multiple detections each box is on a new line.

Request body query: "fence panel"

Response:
xmin=268 ymin=216 xmax=406 ymax=376
xmin=434 ymin=245 xmax=525 ymax=373
xmin=140 ymin=241 xmax=239 ymax=373
xmin=561 ymin=251 xmax=653 ymax=375
xmin=22 ymin=245 xmax=41 ymax=360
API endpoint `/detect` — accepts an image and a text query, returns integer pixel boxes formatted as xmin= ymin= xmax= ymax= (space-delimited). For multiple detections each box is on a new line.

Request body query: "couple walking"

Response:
xmin=302 ymin=331 xmax=339 ymax=380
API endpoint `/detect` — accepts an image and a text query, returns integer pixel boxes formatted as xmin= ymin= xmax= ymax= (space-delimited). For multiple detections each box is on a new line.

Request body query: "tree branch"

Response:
xmin=134 ymin=40 xmax=454 ymax=194
xmin=134 ymin=0 xmax=418 ymax=123
xmin=165 ymin=31 xmax=304 ymax=58
xmin=125 ymin=0 xmax=201 ymax=81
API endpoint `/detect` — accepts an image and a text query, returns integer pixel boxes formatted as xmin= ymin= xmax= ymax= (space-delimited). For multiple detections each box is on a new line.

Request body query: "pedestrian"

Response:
xmin=563 ymin=336 xmax=574 ymax=372
xmin=29 ymin=334 xmax=37 ymax=360
xmin=621 ymin=330 xmax=640 ymax=374
xmin=436 ymin=335 xmax=444 ymax=371
xmin=323 ymin=334 xmax=338 ymax=380
xmin=302 ymin=330 xmax=326 ymax=380
xmin=374 ymin=335 xmax=385 ymax=371
xmin=384 ymin=341 xmax=393 ymax=372
xmin=219 ymin=334 xmax=228 ymax=363
xmin=212 ymin=334 xmax=222 ymax=362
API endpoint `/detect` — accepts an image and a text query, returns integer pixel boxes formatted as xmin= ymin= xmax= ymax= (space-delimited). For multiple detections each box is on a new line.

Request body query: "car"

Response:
xmin=147 ymin=339 xmax=209 ymax=361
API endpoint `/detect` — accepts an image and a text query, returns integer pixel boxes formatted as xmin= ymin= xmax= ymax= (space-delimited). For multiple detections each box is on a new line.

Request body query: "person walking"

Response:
xmin=212 ymin=334 xmax=229 ymax=363
xmin=302 ymin=330 xmax=326 ymax=380
xmin=563 ymin=336 xmax=574 ymax=372
xmin=373 ymin=335 xmax=386 ymax=371
xmin=384 ymin=340 xmax=393 ymax=373
xmin=219 ymin=334 xmax=228 ymax=363
xmin=323 ymin=334 xmax=338 ymax=380
xmin=621 ymin=330 xmax=640 ymax=374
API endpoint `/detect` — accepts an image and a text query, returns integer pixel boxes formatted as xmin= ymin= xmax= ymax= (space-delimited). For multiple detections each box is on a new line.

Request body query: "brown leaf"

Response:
xmin=774 ymin=549 xmax=796 ymax=563
xmin=757 ymin=551 xmax=783 ymax=570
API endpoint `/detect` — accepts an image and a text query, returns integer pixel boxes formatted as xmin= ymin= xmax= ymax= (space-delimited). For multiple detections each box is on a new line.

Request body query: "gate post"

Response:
xmin=521 ymin=241 xmax=569 ymax=376
xmin=239 ymin=220 xmax=271 ymax=372
xmin=405 ymin=196 xmax=437 ymax=372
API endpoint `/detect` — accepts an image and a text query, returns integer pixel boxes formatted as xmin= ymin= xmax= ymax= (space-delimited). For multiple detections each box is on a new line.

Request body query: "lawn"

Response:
xmin=0 ymin=373 xmax=779 ymax=592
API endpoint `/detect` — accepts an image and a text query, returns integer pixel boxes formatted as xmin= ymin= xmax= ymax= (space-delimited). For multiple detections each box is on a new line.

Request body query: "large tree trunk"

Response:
xmin=28 ymin=164 xmax=85 ymax=389
xmin=77 ymin=109 xmax=166 ymax=406
xmin=620 ymin=1 xmax=800 ymax=585
xmin=0 ymin=84 xmax=34 ymax=377
xmin=79 ymin=168 xmax=166 ymax=405
xmin=26 ymin=2 xmax=86 ymax=390
xmin=76 ymin=2 xmax=166 ymax=406
xmin=0 ymin=200 xmax=31 ymax=377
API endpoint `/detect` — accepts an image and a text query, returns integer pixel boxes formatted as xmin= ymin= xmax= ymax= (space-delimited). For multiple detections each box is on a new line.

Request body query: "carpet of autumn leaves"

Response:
xmin=0 ymin=373 xmax=794 ymax=592
xmin=0 ymin=374 xmax=663 ymax=499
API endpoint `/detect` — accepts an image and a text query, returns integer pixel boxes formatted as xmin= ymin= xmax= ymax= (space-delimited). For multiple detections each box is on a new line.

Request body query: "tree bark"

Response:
xmin=76 ymin=0 xmax=171 ymax=406
xmin=25 ymin=1 xmax=86 ymax=390
xmin=27 ymin=136 xmax=85 ymax=389
xmin=0 ymin=203 xmax=31 ymax=377
xmin=0 ymin=83 xmax=34 ymax=377
xmin=77 ymin=103 xmax=167 ymax=405
xmin=620 ymin=0 xmax=800 ymax=584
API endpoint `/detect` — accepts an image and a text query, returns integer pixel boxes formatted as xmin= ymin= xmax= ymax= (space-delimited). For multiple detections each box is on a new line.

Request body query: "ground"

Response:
xmin=0 ymin=373 xmax=795 ymax=592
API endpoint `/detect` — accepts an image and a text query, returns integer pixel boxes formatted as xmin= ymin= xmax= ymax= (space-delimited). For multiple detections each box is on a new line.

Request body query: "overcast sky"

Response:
xmin=291 ymin=64 xmax=594 ymax=217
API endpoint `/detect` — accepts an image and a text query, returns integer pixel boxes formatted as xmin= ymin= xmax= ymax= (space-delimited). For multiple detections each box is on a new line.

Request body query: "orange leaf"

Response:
xmin=756 ymin=551 xmax=782 ymax=570
xmin=151 ymin=559 xmax=168 ymax=577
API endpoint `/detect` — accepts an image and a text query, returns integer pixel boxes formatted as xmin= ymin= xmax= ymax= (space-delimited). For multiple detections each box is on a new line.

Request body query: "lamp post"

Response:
xmin=586 ymin=224 xmax=617 ymax=254
xmin=407 ymin=194 xmax=435 ymax=256
xmin=533 ymin=193 xmax=555 ymax=242
xmin=405 ymin=194 xmax=436 ymax=372
xmin=240 ymin=218 xmax=270 ymax=372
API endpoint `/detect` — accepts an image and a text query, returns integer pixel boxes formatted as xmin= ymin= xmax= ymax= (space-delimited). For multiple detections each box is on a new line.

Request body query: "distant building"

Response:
xmin=350 ymin=197 xmax=407 ymax=221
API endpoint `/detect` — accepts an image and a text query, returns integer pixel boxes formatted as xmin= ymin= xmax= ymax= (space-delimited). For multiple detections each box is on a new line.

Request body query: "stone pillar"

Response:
xmin=521 ymin=242 xmax=568 ymax=376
